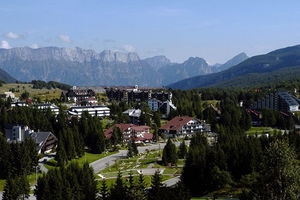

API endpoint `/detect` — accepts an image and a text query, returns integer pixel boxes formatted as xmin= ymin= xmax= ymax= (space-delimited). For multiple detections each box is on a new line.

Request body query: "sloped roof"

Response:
xmin=159 ymin=116 xmax=194 ymax=131
xmin=30 ymin=132 xmax=56 ymax=152
xmin=134 ymin=132 xmax=153 ymax=141
xmin=131 ymin=126 xmax=151 ymax=132
xmin=104 ymin=123 xmax=137 ymax=139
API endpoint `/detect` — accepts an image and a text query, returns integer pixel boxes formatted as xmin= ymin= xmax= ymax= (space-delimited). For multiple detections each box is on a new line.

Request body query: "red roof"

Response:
xmin=160 ymin=116 xmax=194 ymax=131
xmin=134 ymin=132 xmax=153 ymax=141
xmin=104 ymin=123 xmax=137 ymax=139
xmin=131 ymin=126 xmax=151 ymax=132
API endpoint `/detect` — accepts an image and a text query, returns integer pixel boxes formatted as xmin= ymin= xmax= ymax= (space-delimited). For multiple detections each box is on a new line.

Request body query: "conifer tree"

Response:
xmin=0 ymin=134 xmax=10 ymax=179
xmin=250 ymin=139 xmax=300 ymax=200
xmin=148 ymin=170 xmax=165 ymax=200
xmin=99 ymin=179 xmax=110 ymax=200
xmin=55 ymin=133 xmax=67 ymax=167
xmin=3 ymin=174 xmax=30 ymax=200
xmin=110 ymin=171 xmax=128 ymax=200
xmin=162 ymin=138 xmax=177 ymax=165
xmin=136 ymin=173 xmax=147 ymax=200
xmin=177 ymin=140 xmax=187 ymax=159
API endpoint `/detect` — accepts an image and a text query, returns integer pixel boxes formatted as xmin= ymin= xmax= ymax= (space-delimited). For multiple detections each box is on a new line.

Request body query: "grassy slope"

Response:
xmin=0 ymin=83 xmax=62 ymax=100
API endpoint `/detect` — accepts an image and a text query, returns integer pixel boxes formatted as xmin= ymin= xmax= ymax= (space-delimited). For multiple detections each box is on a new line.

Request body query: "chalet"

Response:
xmin=67 ymin=105 xmax=110 ymax=118
xmin=104 ymin=123 xmax=137 ymax=142
xmin=104 ymin=123 xmax=153 ymax=143
xmin=4 ymin=125 xmax=57 ymax=154
xmin=30 ymin=132 xmax=57 ymax=154
xmin=159 ymin=116 xmax=210 ymax=138
xmin=131 ymin=126 xmax=153 ymax=143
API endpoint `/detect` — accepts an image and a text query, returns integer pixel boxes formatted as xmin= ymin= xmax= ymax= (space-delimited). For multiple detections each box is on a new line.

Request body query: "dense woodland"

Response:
xmin=0 ymin=87 xmax=300 ymax=199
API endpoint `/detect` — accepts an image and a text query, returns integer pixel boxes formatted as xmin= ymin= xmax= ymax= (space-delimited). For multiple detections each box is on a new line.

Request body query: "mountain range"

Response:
xmin=0 ymin=47 xmax=247 ymax=86
xmin=168 ymin=45 xmax=300 ymax=89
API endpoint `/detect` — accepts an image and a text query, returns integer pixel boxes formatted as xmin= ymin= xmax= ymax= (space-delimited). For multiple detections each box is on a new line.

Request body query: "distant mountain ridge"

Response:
xmin=0 ymin=46 xmax=247 ymax=86
xmin=168 ymin=45 xmax=300 ymax=89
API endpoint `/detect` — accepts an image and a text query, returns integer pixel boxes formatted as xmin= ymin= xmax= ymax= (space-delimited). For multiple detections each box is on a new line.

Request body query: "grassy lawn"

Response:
xmin=101 ymin=150 xmax=163 ymax=173
xmin=44 ymin=151 xmax=118 ymax=170
xmin=0 ymin=83 xmax=62 ymax=100
xmin=245 ymin=126 xmax=275 ymax=135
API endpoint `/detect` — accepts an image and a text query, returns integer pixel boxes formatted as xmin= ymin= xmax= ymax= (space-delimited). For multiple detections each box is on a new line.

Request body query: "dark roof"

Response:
xmin=160 ymin=116 xmax=195 ymax=131
xmin=31 ymin=132 xmax=51 ymax=144
xmin=30 ymin=132 xmax=56 ymax=152
xmin=277 ymin=91 xmax=299 ymax=106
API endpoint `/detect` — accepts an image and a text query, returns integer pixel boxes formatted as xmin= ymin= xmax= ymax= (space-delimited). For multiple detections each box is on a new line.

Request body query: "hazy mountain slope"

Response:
xmin=214 ymin=52 xmax=248 ymax=72
xmin=158 ymin=57 xmax=212 ymax=86
xmin=168 ymin=45 xmax=300 ymax=89
xmin=0 ymin=68 xmax=16 ymax=83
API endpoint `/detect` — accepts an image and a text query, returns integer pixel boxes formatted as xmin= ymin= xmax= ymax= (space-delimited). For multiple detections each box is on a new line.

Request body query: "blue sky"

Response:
xmin=1 ymin=0 xmax=300 ymax=63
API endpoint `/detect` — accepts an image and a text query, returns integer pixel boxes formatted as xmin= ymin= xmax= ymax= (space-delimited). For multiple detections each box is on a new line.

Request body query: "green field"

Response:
xmin=245 ymin=126 xmax=277 ymax=135
xmin=44 ymin=151 xmax=118 ymax=170
xmin=0 ymin=83 xmax=62 ymax=100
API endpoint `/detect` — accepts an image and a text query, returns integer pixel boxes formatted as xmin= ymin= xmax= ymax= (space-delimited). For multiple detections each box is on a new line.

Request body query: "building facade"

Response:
xmin=67 ymin=105 xmax=110 ymax=118
xmin=250 ymin=91 xmax=299 ymax=112
xmin=159 ymin=116 xmax=211 ymax=138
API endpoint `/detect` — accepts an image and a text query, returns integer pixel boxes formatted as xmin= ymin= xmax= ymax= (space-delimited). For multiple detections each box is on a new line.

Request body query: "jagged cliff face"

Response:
xmin=0 ymin=47 xmax=161 ymax=86
xmin=0 ymin=46 xmax=247 ymax=86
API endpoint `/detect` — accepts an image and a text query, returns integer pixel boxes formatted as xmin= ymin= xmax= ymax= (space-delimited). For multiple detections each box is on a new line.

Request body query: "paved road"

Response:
xmin=162 ymin=176 xmax=181 ymax=187
xmin=90 ymin=141 xmax=186 ymax=174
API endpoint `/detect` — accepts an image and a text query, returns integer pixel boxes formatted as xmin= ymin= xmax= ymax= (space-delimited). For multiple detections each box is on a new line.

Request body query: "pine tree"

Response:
xmin=177 ymin=140 xmax=187 ymax=159
xmin=127 ymin=171 xmax=135 ymax=200
xmin=99 ymin=179 xmax=110 ymax=200
xmin=80 ymin=162 xmax=98 ymax=200
xmin=35 ymin=175 xmax=50 ymax=200
xmin=250 ymin=139 xmax=300 ymax=200
xmin=148 ymin=170 xmax=165 ymax=200
xmin=3 ymin=174 xmax=30 ymax=200
xmin=135 ymin=173 xmax=147 ymax=200
xmin=0 ymin=134 xmax=10 ymax=179
xmin=162 ymin=138 xmax=177 ymax=165
xmin=110 ymin=171 xmax=128 ymax=200
xmin=55 ymin=133 xmax=67 ymax=167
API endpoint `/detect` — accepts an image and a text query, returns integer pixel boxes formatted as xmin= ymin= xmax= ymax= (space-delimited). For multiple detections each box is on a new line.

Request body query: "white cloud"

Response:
xmin=30 ymin=43 xmax=39 ymax=49
xmin=59 ymin=34 xmax=72 ymax=43
xmin=123 ymin=44 xmax=135 ymax=52
xmin=5 ymin=32 xmax=20 ymax=40
xmin=0 ymin=40 xmax=11 ymax=49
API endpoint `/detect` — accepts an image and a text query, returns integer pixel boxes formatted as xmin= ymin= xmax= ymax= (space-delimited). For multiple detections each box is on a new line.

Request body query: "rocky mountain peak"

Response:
xmin=100 ymin=50 xmax=140 ymax=63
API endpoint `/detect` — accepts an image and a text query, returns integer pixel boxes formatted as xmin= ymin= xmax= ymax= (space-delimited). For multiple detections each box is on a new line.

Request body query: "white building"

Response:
xmin=68 ymin=105 xmax=110 ymax=118
xmin=5 ymin=124 xmax=32 ymax=142
xmin=36 ymin=103 xmax=60 ymax=115
xmin=147 ymin=98 xmax=177 ymax=117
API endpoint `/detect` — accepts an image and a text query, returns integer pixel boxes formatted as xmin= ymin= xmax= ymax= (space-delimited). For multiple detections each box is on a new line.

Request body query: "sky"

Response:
xmin=1 ymin=0 xmax=300 ymax=64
